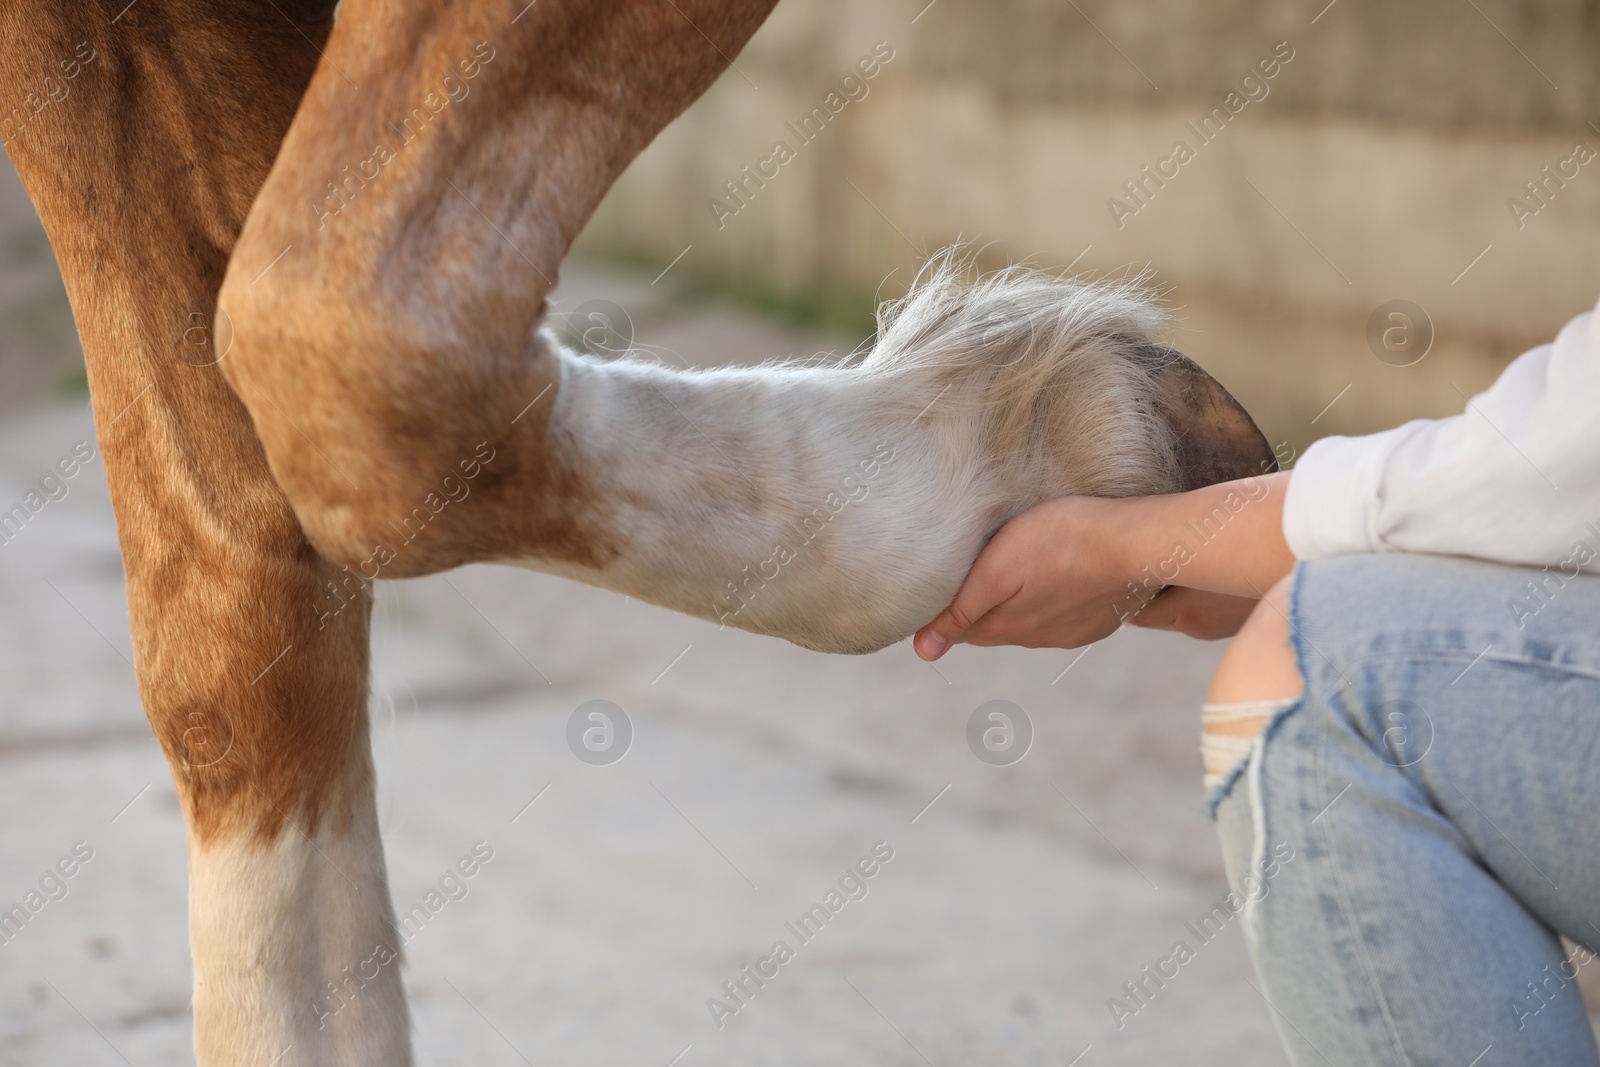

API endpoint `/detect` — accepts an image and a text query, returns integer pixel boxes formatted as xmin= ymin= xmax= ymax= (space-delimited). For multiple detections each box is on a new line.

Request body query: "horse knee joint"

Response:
xmin=216 ymin=282 xmax=553 ymax=576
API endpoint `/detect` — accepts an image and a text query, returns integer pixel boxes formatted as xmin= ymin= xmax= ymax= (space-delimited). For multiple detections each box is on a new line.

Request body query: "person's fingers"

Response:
xmin=1129 ymin=587 xmax=1257 ymax=639
xmin=913 ymin=560 xmax=1019 ymax=661
xmin=1126 ymin=586 xmax=1184 ymax=630
xmin=1186 ymin=592 xmax=1259 ymax=640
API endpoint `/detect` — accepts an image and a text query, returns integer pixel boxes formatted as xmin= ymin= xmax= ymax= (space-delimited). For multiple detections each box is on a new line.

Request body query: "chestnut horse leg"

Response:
xmin=1 ymin=4 xmax=409 ymax=1063
xmin=216 ymin=0 xmax=782 ymax=578
xmin=218 ymin=0 xmax=1270 ymax=657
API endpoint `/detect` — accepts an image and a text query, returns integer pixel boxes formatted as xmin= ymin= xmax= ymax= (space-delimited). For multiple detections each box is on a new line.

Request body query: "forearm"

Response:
xmin=1104 ymin=471 xmax=1295 ymax=602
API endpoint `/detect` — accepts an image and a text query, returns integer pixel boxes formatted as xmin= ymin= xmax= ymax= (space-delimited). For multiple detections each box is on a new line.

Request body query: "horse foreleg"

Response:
xmin=154 ymin=542 xmax=406 ymax=1064
xmin=218 ymin=0 xmax=1270 ymax=657
xmin=1 ymin=3 xmax=409 ymax=1062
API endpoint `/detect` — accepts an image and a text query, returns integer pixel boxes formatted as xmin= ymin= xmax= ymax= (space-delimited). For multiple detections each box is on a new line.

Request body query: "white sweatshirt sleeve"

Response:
xmin=1282 ymin=298 xmax=1600 ymax=572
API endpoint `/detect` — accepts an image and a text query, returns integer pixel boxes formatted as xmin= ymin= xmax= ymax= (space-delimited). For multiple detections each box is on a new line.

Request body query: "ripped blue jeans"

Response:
xmin=1210 ymin=554 xmax=1600 ymax=1066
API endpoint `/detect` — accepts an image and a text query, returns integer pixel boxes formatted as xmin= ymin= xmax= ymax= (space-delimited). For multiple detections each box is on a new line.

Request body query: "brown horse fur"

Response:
xmin=1 ymin=1 xmax=1270 ymax=1062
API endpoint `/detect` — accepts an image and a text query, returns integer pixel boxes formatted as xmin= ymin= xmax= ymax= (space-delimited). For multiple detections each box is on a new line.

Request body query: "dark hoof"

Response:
xmin=1135 ymin=342 xmax=1276 ymax=491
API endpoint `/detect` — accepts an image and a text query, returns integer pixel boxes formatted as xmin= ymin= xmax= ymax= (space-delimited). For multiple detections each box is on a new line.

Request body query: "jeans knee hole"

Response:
xmin=1202 ymin=697 xmax=1299 ymax=820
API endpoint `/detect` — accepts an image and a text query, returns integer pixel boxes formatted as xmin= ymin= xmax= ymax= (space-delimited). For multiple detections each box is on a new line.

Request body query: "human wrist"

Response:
xmin=1150 ymin=472 xmax=1292 ymax=596
xmin=1094 ymin=492 xmax=1181 ymax=583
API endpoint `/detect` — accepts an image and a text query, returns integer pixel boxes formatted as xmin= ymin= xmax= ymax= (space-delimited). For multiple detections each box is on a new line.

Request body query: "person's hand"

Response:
xmin=911 ymin=471 xmax=1294 ymax=661
xmin=913 ymin=496 xmax=1137 ymax=660
xmin=1127 ymin=586 xmax=1259 ymax=640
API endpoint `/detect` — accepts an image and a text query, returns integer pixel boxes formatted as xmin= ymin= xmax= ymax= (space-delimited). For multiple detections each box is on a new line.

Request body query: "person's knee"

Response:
xmin=1201 ymin=574 xmax=1302 ymax=792
xmin=1209 ymin=573 xmax=1303 ymax=707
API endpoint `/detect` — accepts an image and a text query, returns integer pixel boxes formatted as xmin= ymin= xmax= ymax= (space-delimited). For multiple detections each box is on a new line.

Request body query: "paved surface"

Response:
xmin=0 ymin=256 xmax=1305 ymax=1066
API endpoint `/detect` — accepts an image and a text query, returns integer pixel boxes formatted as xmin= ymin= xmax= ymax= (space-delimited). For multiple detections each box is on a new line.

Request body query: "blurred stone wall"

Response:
xmin=578 ymin=0 xmax=1600 ymax=444
xmin=4 ymin=3 xmax=1599 ymax=442
xmin=0 ymin=152 xmax=80 ymax=408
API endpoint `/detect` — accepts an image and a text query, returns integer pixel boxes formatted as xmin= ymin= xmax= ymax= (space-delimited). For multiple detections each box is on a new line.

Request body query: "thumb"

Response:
xmin=914 ymin=567 xmax=1011 ymax=661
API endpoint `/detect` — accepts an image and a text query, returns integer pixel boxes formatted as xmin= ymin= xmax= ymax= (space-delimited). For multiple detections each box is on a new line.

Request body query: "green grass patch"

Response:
xmin=584 ymin=245 xmax=885 ymax=340
xmin=55 ymin=364 xmax=88 ymax=397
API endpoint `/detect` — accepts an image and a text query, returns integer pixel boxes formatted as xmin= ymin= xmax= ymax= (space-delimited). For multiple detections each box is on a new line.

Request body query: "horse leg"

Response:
xmin=218 ymin=0 xmax=1270 ymax=656
xmin=214 ymin=0 xmax=784 ymax=581
xmin=0 ymin=4 xmax=409 ymax=1062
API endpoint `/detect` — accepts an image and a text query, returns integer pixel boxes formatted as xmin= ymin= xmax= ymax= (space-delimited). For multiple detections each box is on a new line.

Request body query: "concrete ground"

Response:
xmin=0 ymin=247 xmax=1308 ymax=1066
